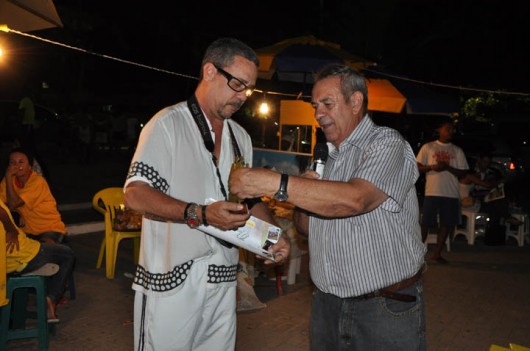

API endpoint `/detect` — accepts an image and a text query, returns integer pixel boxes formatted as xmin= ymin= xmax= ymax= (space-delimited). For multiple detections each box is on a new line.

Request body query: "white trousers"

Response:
xmin=134 ymin=261 xmax=237 ymax=351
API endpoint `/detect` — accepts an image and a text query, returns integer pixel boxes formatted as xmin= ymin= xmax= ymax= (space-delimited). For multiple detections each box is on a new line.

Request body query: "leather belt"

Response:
xmin=354 ymin=266 xmax=424 ymax=302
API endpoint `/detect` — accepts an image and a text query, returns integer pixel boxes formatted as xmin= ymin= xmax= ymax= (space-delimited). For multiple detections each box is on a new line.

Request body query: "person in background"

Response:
xmin=471 ymin=153 xmax=503 ymax=200
xmin=230 ymin=63 xmax=426 ymax=350
xmin=459 ymin=155 xmax=500 ymax=212
xmin=15 ymin=91 xmax=50 ymax=179
xmin=0 ymin=146 xmax=67 ymax=244
xmin=123 ymin=37 xmax=290 ymax=350
xmin=416 ymin=119 xmax=468 ymax=263
xmin=17 ymin=93 xmax=36 ymax=145
xmin=1 ymin=199 xmax=75 ymax=323
xmin=471 ymin=153 xmax=522 ymax=226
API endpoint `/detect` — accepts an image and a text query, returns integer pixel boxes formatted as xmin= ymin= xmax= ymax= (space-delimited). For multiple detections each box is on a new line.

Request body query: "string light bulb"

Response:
xmin=259 ymin=101 xmax=269 ymax=115
xmin=259 ymin=92 xmax=269 ymax=115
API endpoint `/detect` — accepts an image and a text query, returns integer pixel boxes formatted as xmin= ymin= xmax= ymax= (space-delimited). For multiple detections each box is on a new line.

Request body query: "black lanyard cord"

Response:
xmin=187 ymin=95 xmax=241 ymax=201
xmin=187 ymin=96 xmax=242 ymax=249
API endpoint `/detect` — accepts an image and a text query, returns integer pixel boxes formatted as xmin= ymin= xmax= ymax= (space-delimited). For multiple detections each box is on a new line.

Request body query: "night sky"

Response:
xmin=1 ymin=0 xmax=529 ymax=109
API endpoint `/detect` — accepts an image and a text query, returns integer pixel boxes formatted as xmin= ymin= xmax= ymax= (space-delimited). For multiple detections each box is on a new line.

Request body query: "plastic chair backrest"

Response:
xmin=93 ymin=187 xmax=141 ymax=278
xmin=92 ymin=187 xmax=125 ymax=216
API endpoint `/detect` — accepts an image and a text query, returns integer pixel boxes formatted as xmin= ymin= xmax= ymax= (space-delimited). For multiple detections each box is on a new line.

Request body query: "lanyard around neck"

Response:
xmin=187 ymin=95 xmax=241 ymax=200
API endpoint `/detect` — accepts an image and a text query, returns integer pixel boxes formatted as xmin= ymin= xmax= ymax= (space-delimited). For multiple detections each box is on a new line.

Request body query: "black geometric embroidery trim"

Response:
xmin=133 ymin=260 xmax=193 ymax=292
xmin=127 ymin=161 xmax=169 ymax=193
xmin=207 ymin=264 xmax=238 ymax=284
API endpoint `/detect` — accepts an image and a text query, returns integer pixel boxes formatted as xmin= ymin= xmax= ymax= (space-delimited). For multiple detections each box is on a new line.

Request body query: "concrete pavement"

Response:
xmin=3 ymin=152 xmax=530 ymax=350
xmin=4 ymin=229 xmax=530 ymax=351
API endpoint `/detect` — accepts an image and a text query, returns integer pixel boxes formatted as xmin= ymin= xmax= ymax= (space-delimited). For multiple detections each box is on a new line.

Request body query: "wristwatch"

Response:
xmin=184 ymin=202 xmax=201 ymax=229
xmin=273 ymin=173 xmax=289 ymax=202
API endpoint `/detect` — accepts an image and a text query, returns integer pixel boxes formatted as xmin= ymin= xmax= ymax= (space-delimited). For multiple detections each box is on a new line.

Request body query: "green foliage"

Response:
xmin=461 ymin=93 xmax=499 ymax=123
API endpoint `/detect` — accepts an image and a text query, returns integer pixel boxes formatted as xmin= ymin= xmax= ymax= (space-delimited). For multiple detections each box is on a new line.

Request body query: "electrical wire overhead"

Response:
xmin=2 ymin=28 xmax=529 ymax=99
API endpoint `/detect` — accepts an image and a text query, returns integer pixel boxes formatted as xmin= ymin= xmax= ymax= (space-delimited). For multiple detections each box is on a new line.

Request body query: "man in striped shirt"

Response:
xmin=230 ymin=64 xmax=426 ymax=350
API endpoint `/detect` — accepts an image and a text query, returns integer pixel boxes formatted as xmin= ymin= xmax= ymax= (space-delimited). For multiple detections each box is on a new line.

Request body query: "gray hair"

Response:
xmin=200 ymin=37 xmax=259 ymax=77
xmin=315 ymin=64 xmax=368 ymax=115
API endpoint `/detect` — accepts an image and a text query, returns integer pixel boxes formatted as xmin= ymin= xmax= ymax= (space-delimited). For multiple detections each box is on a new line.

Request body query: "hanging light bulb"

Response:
xmin=259 ymin=92 xmax=269 ymax=115
xmin=259 ymin=101 xmax=269 ymax=115
xmin=259 ymin=92 xmax=269 ymax=116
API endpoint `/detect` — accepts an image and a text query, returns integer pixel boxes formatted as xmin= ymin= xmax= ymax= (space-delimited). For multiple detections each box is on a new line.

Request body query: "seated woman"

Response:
xmin=1 ymin=199 xmax=75 ymax=322
xmin=0 ymin=146 xmax=67 ymax=243
xmin=7 ymin=136 xmax=46 ymax=177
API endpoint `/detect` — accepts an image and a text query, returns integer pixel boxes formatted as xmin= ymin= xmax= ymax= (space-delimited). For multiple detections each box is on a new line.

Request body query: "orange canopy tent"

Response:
xmin=366 ymin=77 xmax=407 ymax=113
xmin=0 ymin=0 xmax=63 ymax=33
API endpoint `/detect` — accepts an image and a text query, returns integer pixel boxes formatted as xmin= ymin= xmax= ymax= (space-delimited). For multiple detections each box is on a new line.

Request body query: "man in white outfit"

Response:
xmin=124 ymin=38 xmax=290 ymax=351
xmin=416 ymin=119 xmax=468 ymax=263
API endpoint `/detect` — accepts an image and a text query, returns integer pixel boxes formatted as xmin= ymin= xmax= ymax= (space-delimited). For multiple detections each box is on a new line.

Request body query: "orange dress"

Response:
xmin=0 ymin=172 xmax=66 ymax=236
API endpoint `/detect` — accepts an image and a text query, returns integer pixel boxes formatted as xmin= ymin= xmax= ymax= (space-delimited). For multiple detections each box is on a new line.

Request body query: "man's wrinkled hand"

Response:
xmin=229 ymin=168 xmax=273 ymax=200
xmin=206 ymin=201 xmax=250 ymax=231
xmin=261 ymin=235 xmax=291 ymax=265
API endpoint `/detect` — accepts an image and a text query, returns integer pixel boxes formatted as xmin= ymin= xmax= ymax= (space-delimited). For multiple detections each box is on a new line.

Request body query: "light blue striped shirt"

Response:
xmin=309 ymin=116 xmax=426 ymax=298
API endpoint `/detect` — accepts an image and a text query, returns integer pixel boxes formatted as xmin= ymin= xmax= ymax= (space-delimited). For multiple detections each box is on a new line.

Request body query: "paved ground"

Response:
xmin=3 ymin=150 xmax=530 ymax=350
xmin=5 ymin=229 xmax=530 ymax=351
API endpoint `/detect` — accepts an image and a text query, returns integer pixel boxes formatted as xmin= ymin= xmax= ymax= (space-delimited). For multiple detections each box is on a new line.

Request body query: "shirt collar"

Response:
xmin=328 ymin=114 xmax=372 ymax=159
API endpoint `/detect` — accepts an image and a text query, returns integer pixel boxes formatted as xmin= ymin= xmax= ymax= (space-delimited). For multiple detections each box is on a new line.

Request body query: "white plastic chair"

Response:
xmin=454 ymin=210 xmax=489 ymax=245
xmin=505 ymin=213 xmax=529 ymax=247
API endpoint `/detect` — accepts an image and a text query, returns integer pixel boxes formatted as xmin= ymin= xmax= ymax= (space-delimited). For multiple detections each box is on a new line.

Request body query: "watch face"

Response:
xmin=274 ymin=191 xmax=288 ymax=202
xmin=187 ymin=217 xmax=200 ymax=228
xmin=185 ymin=203 xmax=201 ymax=228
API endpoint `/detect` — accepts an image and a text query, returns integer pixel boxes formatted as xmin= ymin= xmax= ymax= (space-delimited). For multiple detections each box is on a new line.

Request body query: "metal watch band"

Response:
xmin=184 ymin=202 xmax=192 ymax=220
xmin=184 ymin=202 xmax=201 ymax=228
